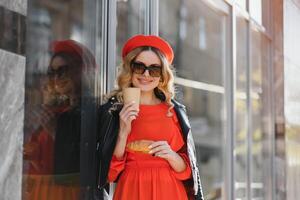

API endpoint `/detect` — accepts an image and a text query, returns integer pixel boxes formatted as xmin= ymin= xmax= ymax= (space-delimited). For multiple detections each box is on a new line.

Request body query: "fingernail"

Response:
xmin=148 ymin=145 xmax=152 ymax=148
xmin=149 ymin=150 xmax=152 ymax=154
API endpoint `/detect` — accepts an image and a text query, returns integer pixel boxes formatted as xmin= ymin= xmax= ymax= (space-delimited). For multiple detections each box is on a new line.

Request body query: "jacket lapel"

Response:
xmin=171 ymin=99 xmax=191 ymax=140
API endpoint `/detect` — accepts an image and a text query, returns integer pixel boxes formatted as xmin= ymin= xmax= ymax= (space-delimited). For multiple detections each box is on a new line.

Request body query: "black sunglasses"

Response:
xmin=131 ymin=61 xmax=162 ymax=77
xmin=47 ymin=65 xmax=69 ymax=79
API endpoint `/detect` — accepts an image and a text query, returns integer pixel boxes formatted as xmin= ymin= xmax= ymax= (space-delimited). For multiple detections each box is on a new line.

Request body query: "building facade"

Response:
xmin=0 ymin=0 xmax=300 ymax=200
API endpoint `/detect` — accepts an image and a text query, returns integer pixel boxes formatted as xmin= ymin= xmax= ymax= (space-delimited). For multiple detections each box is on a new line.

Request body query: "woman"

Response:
xmin=96 ymin=35 xmax=204 ymax=200
xmin=23 ymin=39 xmax=96 ymax=200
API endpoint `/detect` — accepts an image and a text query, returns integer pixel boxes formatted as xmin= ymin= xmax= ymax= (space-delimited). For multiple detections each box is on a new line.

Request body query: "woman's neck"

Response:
xmin=140 ymin=90 xmax=161 ymax=105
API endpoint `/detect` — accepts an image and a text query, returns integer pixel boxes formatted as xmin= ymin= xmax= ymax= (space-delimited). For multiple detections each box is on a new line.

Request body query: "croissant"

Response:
xmin=126 ymin=140 xmax=154 ymax=153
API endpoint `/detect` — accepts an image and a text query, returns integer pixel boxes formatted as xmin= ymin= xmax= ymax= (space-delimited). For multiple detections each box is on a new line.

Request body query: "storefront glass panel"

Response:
xmin=116 ymin=0 xmax=145 ymax=65
xmin=236 ymin=0 xmax=247 ymax=10
xmin=159 ymin=0 xmax=230 ymax=198
xmin=249 ymin=0 xmax=262 ymax=24
xmin=23 ymin=0 xmax=102 ymax=199
xmin=234 ymin=13 xmax=248 ymax=199
xmin=250 ymin=27 xmax=272 ymax=199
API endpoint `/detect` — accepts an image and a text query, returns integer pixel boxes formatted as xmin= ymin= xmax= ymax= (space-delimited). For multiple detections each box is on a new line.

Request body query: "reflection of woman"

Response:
xmin=96 ymin=35 xmax=204 ymax=200
xmin=23 ymin=40 xmax=95 ymax=200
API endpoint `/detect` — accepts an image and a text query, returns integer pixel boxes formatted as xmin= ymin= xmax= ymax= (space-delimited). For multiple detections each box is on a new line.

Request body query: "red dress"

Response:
xmin=23 ymin=107 xmax=80 ymax=200
xmin=108 ymin=103 xmax=191 ymax=200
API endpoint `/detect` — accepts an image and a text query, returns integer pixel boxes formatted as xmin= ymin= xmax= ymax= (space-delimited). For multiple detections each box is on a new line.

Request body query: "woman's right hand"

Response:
xmin=118 ymin=101 xmax=139 ymax=138
xmin=25 ymin=104 xmax=56 ymax=134
xmin=36 ymin=105 xmax=56 ymax=134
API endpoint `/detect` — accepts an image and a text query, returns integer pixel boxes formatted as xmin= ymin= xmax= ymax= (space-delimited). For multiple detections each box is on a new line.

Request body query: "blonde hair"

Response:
xmin=107 ymin=47 xmax=175 ymax=116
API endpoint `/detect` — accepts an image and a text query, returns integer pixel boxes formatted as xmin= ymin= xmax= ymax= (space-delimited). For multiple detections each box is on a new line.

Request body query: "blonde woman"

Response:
xmin=95 ymin=35 xmax=204 ymax=200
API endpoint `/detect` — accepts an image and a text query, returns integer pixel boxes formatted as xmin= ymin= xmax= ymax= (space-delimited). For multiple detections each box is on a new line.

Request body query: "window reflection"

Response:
xmin=234 ymin=14 xmax=248 ymax=199
xmin=250 ymin=27 xmax=272 ymax=199
xmin=23 ymin=40 xmax=97 ymax=200
xmin=165 ymin=0 xmax=225 ymax=86
xmin=23 ymin=0 xmax=101 ymax=199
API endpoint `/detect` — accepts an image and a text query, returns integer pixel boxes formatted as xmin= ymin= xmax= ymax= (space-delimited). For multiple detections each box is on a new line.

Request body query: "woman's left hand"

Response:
xmin=149 ymin=141 xmax=187 ymax=173
xmin=148 ymin=141 xmax=177 ymax=161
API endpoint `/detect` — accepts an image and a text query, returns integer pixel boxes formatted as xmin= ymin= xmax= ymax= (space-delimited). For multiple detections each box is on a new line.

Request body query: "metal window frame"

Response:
xmin=144 ymin=0 xmax=150 ymax=35
xmin=106 ymin=0 xmax=117 ymax=92
xmin=149 ymin=0 xmax=159 ymax=35
xmin=269 ymin=12 xmax=276 ymax=200
xmin=100 ymin=0 xmax=108 ymax=102
xmin=99 ymin=0 xmax=117 ymax=99
xmin=144 ymin=0 xmax=159 ymax=35
xmin=224 ymin=3 xmax=235 ymax=200
xmin=246 ymin=2 xmax=253 ymax=200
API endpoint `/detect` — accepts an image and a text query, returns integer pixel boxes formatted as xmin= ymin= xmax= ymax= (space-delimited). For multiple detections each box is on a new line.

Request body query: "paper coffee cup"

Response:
xmin=123 ymin=87 xmax=141 ymax=106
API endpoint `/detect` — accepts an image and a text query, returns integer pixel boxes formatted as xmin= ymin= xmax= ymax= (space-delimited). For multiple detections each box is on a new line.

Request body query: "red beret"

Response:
xmin=122 ymin=35 xmax=174 ymax=64
xmin=50 ymin=39 xmax=96 ymax=68
xmin=51 ymin=39 xmax=83 ymax=58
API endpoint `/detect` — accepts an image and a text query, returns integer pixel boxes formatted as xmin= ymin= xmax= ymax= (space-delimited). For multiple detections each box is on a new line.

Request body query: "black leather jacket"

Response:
xmin=95 ymin=97 xmax=204 ymax=200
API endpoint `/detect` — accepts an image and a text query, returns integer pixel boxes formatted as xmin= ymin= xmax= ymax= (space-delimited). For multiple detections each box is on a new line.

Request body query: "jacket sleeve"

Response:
xmin=187 ymin=130 xmax=204 ymax=199
xmin=172 ymin=100 xmax=204 ymax=199
xmin=107 ymin=153 xmax=127 ymax=182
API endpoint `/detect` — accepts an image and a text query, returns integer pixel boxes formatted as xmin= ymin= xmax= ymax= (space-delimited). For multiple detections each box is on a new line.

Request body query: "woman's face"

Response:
xmin=48 ymin=56 xmax=74 ymax=95
xmin=131 ymin=50 xmax=162 ymax=92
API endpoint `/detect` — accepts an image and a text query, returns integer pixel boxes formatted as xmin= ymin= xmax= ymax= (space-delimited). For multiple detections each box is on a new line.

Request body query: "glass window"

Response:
xmin=234 ymin=14 xmax=248 ymax=199
xmin=249 ymin=0 xmax=262 ymax=24
xmin=116 ymin=0 xmax=145 ymax=64
xmin=159 ymin=0 xmax=230 ymax=198
xmin=250 ymin=27 xmax=272 ymax=199
xmin=236 ymin=0 xmax=247 ymax=10
xmin=23 ymin=0 xmax=102 ymax=199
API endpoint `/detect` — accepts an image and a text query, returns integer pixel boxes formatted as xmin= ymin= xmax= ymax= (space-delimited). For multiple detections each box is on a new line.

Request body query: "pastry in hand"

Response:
xmin=126 ymin=140 xmax=154 ymax=153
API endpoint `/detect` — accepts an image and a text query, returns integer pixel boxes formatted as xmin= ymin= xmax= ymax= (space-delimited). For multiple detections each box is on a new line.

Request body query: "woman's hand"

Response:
xmin=148 ymin=141 xmax=177 ymax=161
xmin=113 ymin=101 xmax=139 ymax=159
xmin=26 ymin=105 xmax=56 ymax=134
xmin=38 ymin=105 xmax=56 ymax=133
xmin=149 ymin=141 xmax=187 ymax=173
xmin=118 ymin=101 xmax=139 ymax=137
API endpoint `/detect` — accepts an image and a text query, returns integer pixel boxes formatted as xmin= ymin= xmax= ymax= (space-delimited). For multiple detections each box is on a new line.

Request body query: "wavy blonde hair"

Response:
xmin=107 ymin=47 xmax=175 ymax=116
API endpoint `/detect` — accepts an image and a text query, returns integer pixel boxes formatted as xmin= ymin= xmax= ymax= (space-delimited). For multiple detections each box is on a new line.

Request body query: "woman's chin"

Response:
xmin=136 ymin=85 xmax=156 ymax=92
